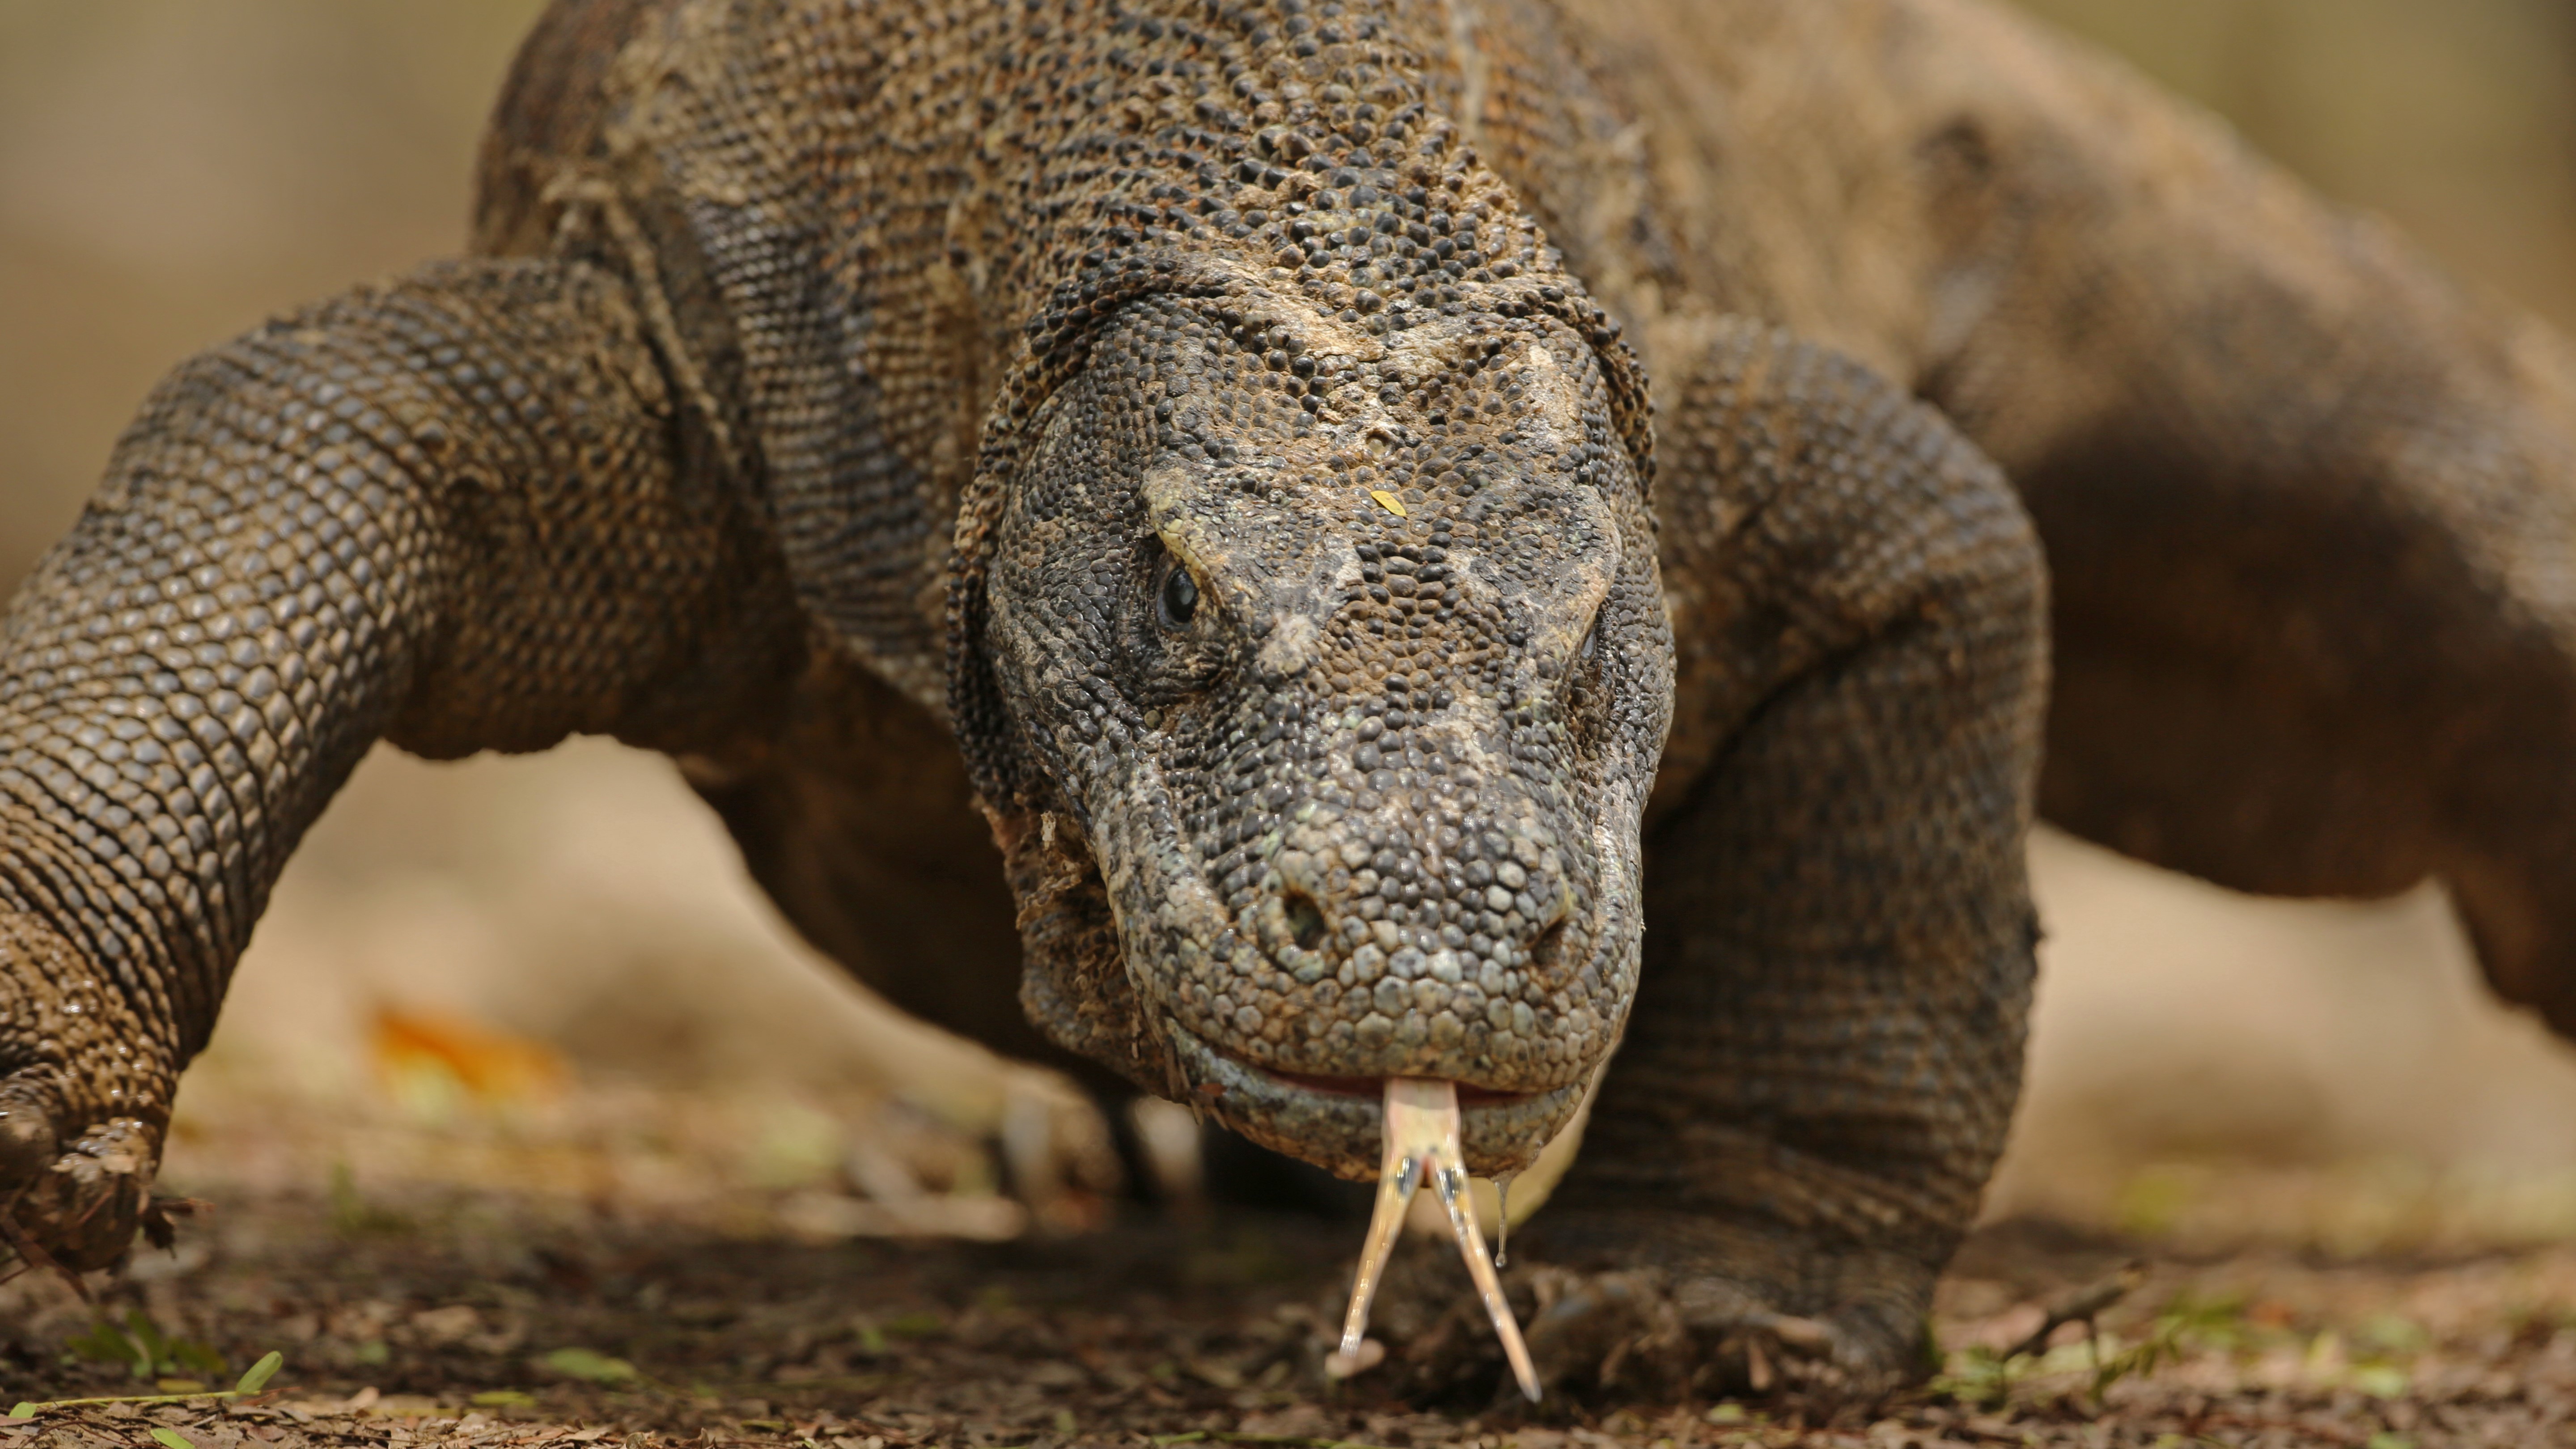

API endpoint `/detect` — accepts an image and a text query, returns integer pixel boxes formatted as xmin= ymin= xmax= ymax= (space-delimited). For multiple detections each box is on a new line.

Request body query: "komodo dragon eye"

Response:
xmin=1155 ymin=555 xmax=1200 ymax=631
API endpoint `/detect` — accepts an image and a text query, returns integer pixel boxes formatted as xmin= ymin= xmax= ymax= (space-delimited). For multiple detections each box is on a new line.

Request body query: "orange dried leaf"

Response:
xmin=369 ymin=1008 xmax=568 ymax=1106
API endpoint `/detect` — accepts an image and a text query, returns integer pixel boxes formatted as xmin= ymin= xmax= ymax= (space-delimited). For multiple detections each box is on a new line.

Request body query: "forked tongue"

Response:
xmin=1323 ymin=1077 xmax=1541 ymax=1402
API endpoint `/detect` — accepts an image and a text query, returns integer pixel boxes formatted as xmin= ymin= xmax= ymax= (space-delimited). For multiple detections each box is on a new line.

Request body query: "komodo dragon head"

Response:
xmin=950 ymin=266 xmax=1674 ymax=1182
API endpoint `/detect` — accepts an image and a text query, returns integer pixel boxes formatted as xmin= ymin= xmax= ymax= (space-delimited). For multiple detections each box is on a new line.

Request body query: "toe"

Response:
xmin=0 ymin=1082 xmax=52 ymax=1189
xmin=1521 ymin=1265 xmax=1693 ymax=1397
xmin=0 ymin=1104 xmax=157 ymax=1278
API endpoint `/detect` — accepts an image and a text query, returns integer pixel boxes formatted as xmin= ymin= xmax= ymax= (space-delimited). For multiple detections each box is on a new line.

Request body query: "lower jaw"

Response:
xmin=1165 ymin=1025 xmax=1589 ymax=1181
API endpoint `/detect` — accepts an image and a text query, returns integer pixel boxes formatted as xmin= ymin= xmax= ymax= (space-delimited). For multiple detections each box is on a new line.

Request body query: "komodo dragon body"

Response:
xmin=6 ymin=0 xmax=2576 ymax=1401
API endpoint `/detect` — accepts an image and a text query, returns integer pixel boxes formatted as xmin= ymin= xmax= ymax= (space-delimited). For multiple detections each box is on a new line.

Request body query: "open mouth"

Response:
xmin=1164 ymin=1025 xmax=1586 ymax=1181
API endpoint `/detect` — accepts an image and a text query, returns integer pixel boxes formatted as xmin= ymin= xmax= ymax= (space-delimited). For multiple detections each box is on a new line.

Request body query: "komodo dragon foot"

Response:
xmin=1339 ymin=1212 xmax=1932 ymax=1407
xmin=0 ymin=913 xmax=169 ymax=1282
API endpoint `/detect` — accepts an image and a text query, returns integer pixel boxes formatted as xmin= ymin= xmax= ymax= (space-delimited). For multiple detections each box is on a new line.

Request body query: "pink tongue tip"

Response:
xmin=1326 ymin=1077 xmax=1541 ymax=1402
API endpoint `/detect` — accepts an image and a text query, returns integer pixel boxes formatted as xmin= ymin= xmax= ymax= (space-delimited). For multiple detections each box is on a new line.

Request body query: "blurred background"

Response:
xmin=5 ymin=0 xmax=2576 ymax=1249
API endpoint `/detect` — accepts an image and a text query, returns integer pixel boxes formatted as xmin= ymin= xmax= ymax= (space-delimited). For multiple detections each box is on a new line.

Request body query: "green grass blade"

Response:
xmin=233 ymin=1350 xmax=284 ymax=1394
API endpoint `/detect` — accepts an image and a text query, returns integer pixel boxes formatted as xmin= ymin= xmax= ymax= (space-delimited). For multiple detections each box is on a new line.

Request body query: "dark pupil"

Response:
xmin=1580 ymin=617 xmax=1600 ymax=660
xmin=1158 ymin=564 xmax=1199 ymax=628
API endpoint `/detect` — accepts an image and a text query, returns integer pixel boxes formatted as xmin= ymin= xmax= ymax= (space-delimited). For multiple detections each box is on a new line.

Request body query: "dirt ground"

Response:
xmin=8 ymin=6 xmax=2576 ymax=1448
xmin=7 ymin=1080 xmax=2576 ymax=1449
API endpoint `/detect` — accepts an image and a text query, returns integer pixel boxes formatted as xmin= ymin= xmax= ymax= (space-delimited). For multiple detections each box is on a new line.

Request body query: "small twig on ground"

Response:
xmin=10 ymin=1390 xmax=248 ymax=1415
xmin=2182 ymin=1411 xmax=2374 ymax=1446
xmin=8 ymin=1350 xmax=284 ymax=1420
xmin=2005 ymin=1260 xmax=2147 ymax=1360
xmin=1154 ymin=1423 xmax=1401 ymax=1433
xmin=1944 ymin=1424 xmax=2041 ymax=1446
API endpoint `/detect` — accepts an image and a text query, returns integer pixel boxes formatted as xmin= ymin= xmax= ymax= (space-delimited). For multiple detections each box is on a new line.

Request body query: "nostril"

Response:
xmin=1528 ymin=917 xmax=1568 ymax=972
xmin=1284 ymin=889 xmax=1328 ymax=952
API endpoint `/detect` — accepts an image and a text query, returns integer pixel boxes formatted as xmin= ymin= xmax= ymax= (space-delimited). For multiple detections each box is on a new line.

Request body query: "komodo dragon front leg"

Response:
xmin=1424 ymin=0 xmax=2576 ymax=1396
xmin=0 ymin=260 xmax=797 ymax=1268
xmin=1903 ymin=21 xmax=2576 ymax=1029
xmin=1580 ymin=0 xmax=2576 ymax=1029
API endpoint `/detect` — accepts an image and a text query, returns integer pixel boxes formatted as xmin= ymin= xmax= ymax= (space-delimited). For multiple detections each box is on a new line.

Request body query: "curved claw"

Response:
xmin=1678 ymin=1296 xmax=1902 ymax=1401
xmin=1520 ymin=1265 xmax=1690 ymax=1396
xmin=0 ymin=1185 xmax=85 ymax=1300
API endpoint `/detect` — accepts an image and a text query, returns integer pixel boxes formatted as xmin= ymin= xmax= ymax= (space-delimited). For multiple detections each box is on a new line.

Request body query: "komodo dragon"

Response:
xmin=5 ymin=0 xmax=2576 ymax=1402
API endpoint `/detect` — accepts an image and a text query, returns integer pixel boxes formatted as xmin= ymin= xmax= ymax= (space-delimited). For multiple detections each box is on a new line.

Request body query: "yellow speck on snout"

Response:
xmin=1369 ymin=489 xmax=1408 ymax=517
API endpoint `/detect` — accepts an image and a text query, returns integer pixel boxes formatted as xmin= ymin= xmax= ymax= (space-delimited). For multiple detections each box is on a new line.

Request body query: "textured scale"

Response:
xmin=6 ymin=0 xmax=2576 ymax=1407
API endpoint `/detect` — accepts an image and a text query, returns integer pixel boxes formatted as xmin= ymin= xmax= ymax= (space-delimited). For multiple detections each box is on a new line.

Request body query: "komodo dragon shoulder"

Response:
xmin=5 ymin=0 xmax=2575 ymax=1403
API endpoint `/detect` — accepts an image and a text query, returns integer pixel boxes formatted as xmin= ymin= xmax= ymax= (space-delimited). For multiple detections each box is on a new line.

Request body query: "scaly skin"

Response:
xmin=2 ymin=0 xmax=2572 ymax=1405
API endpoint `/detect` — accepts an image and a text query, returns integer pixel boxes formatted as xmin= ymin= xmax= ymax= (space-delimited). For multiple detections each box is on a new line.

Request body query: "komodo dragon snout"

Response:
xmin=970 ymin=292 xmax=1675 ymax=1181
